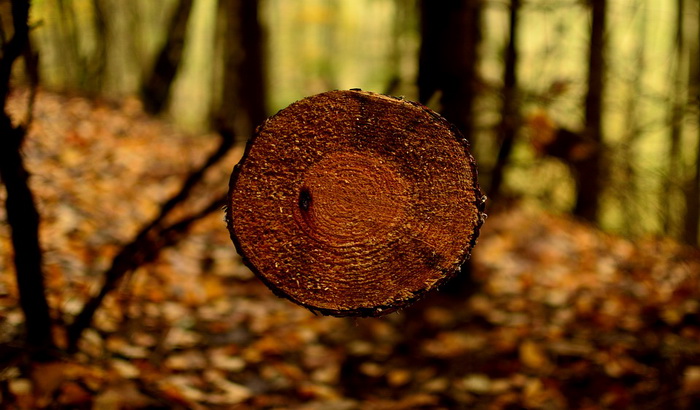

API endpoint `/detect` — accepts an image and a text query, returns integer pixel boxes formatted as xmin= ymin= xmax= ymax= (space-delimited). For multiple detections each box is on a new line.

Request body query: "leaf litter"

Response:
xmin=1 ymin=90 xmax=700 ymax=409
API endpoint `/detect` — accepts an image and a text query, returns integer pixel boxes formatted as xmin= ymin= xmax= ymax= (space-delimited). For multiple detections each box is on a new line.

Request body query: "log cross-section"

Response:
xmin=227 ymin=90 xmax=485 ymax=316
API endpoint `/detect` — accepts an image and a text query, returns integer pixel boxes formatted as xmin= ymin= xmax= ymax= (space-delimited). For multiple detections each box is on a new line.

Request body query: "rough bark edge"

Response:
xmin=225 ymin=89 xmax=486 ymax=317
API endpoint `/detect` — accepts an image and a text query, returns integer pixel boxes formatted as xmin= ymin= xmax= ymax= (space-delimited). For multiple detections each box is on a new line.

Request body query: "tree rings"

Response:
xmin=226 ymin=90 xmax=485 ymax=316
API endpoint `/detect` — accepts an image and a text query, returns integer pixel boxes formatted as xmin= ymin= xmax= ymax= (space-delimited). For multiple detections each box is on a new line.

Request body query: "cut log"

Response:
xmin=226 ymin=90 xmax=485 ymax=316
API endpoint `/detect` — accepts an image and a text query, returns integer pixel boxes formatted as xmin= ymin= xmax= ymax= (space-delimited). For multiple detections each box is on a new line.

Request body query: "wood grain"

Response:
xmin=227 ymin=90 xmax=485 ymax=316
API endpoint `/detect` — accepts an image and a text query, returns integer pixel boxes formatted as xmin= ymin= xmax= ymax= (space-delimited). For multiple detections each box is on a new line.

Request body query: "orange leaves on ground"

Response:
xmin=2 ymin=90 xmax=700 ymax=408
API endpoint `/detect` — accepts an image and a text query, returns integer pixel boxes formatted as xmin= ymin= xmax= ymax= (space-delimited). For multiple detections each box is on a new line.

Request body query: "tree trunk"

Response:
xmin=687 ymin=124 xmax=700 ymax=246
xmin=418 ymin=0 xmax=481 ymax=143
xmin=141 ymin=0 xmax=194 ymax=114
xmin=56 ymin=0 xmax=81 ymax=87
xmin=575 ymin=0 xmax=606 ymax=222
xmin=418 ymin=0 xmax=483 ymax=296
xmin=0 ymin=0 xmax=55 ymax=357
xmin=90 ymin=0 xmax=108 ymax=91
xmin=683 ymin=0 xmax=700 ymax=246
xmin=212 ymin=0 xmax=267 ymax=141
xmin=618 ymin=0 xmax=646 ymax=235
xmin=489 ymin=0 xmax=520 ymax=198
xmin=665 ymin=0 xmax=686 ymax=236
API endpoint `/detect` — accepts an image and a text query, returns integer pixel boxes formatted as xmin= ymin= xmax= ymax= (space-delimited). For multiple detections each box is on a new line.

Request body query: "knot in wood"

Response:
xmin=226 ymin=90 xmax=484 ymax=316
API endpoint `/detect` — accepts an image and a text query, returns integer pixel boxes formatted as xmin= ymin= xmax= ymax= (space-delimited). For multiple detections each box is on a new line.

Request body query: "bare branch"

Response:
xmin=66 ymin=132 xmax=233 ymax=351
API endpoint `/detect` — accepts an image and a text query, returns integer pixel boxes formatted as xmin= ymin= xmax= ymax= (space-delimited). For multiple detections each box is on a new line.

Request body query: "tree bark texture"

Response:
xmin=227 ymin=90 xmax=485 ymax=316
xmin=576 ymin=0 xmax=606 ymax=222
xmin=0 ymin=0 xmax=55 ymax=355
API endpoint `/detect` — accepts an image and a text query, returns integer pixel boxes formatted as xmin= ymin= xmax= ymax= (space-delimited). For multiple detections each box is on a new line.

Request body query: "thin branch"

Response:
xmin=66 ymin=132 xmax=233 ymax=351
xmin=141 ymin=130 xmax=233 ymax=235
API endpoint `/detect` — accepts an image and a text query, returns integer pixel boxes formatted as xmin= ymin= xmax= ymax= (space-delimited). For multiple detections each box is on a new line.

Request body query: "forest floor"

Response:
xmin=2 ymin=90 xmax=700 ymax=409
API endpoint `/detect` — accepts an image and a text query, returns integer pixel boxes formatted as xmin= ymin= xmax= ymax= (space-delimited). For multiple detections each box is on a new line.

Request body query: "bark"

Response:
xmin=141 ymin=0 xmax=194 ymax=114
xmin=0 ymin=0 xmax=55 ymax=356
xmin=227 ymin=90 xmax=484 ymax=316
xmin=575 ymin=0 xmax=607 ymax=222
xmin=489 ymin=0 xmax=520 ymax=198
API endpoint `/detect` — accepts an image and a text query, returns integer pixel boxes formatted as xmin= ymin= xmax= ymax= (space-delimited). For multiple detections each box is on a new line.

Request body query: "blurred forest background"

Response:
xmin=24 ymin=0 xmax=700 ymax=243
xmin=2 ymin=0 xmax=700 ymax=408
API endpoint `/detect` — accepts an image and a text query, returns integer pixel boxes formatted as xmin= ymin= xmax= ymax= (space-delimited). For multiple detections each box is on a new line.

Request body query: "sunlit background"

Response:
xmin=2 ymin=1 xmax=700 ymax=407
xmin=28 ymin=0 xmax=699 ymax=243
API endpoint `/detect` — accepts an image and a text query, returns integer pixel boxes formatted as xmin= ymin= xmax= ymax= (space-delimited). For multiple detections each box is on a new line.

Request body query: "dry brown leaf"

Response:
xmin=57 ymin=381 xmax=92 ymax=406
xmin=519 ymin=339 xmax=552 ymax=371
xmin=165 ymin=350 xmax=207 ymax=371
xmin=93 ymin=381 xmax=154 ymax=409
